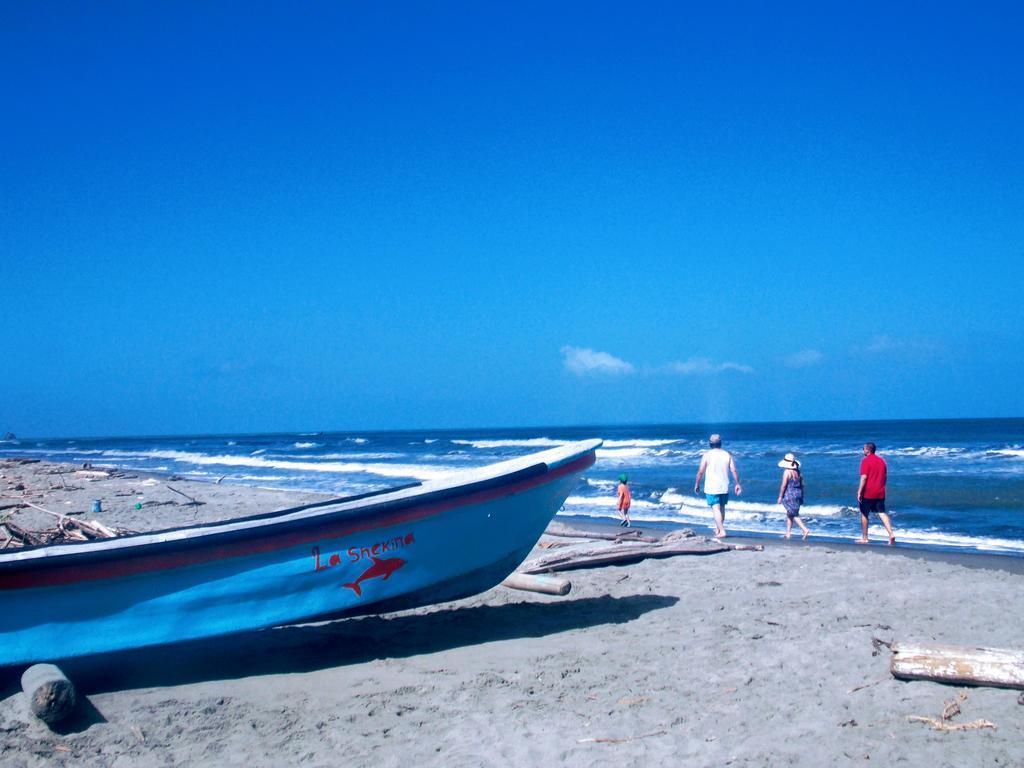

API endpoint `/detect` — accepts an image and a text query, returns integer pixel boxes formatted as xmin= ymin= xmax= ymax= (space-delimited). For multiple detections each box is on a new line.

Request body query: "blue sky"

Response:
xmin=2 ymin=2 xmax=1022 ymax=437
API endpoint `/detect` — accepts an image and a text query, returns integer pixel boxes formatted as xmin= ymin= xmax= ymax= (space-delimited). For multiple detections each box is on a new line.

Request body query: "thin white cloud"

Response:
xmin=784 ymin=349 xmax=824 ymax=368
xmin=193 ymin=359 xmax=283 ymax=380
xmin=856 ymin=335 xmax=940 ymax=355
xmin=720 ymin=362 xmax=755 ymax=373
xmin=561 ymin=346 xmax=635 ymax=376
xmin=861 ymin=335 xmax=898 ymax=354
xmin=666 ymin=357 xmax=754 ymax=376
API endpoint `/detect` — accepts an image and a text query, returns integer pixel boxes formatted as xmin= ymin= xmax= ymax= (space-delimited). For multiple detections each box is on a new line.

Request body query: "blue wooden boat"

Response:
xmin=0 ymin=439 xmax=600 ymax=667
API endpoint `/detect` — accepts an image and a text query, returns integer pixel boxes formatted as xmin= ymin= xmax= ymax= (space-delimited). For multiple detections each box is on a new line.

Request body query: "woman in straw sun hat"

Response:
xmin=777 ymin=453 xmax=810 ymax=539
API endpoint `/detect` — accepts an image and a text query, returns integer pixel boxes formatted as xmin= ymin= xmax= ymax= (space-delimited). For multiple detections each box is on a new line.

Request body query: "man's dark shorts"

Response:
xmin=860 ymin=497 xmax=886 ymax=515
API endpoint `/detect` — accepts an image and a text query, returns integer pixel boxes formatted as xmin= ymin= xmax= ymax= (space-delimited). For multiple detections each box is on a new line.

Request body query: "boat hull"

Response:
xmin=0 ymin=442 xmax=597 ymax=666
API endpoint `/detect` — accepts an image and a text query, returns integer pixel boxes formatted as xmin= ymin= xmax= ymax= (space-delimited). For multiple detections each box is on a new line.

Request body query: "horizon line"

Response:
xmin=5 ymin=414 xmax=1024 ymax=443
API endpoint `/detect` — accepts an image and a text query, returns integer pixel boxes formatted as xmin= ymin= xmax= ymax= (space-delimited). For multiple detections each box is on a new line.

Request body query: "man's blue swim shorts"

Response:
xmin=706 ymin=493 xmax=729 ymax=507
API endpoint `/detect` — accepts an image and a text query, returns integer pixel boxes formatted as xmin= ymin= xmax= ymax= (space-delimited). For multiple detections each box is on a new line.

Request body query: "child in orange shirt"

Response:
xmin=616 ymin=474 xmax=632 ymax=527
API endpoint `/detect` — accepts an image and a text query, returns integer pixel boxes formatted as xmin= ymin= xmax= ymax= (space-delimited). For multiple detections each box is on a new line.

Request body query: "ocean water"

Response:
xmin=3 ymin=418 xmax=1023 ymax=556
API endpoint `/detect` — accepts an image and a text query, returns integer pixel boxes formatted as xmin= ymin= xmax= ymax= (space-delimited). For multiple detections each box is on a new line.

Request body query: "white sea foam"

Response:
xmin=889 ymin=446 xmax=965 ymax=457
xmin=818 ymin=445 xmax=967 ymax=458
xmin=556 ymin=507 xmax=1024 ymax=554
xmin=10 ymin=448 xmax=108 ymax=456
xmin=292 ymin=452 xmax=404 ymax=460
xmin=562 ymin=490 xmax=1024 ymax=554
xmin=451 ymin=438 xmax=567 ymax=449
xmin=989 ymin=448 xmax=1024 ymax=458
xmin=231 ymin=474 xmax=296 ymax=482
xmin=601 ymin=439 xmax=684 ymax=448
xmin=597 ymin=447 xmax=657 ymax=459
xmin=659 ymin=490 xmax=852 ymax=518
xmin=97 ymin=452 xmax=143 ymax=462
xmin=347 ymin=438 xmax=368 ymax=444
xmin=560 ymin=510 xmax=691 ymax=525
xmin=561 ymin=495 xmax=664 ymax=512
xmin=250 ymin=449 xmax=266 ymax=456
xmin=562 ymin=492 xmax=762 ymax=523
xmin=862 ymin=526 xmax=1024 ymax=554
xmin=293 ymin=442 xmax=320 ymax=449
xmin=560 ymin=500 xmax=762 ymax=524
xmin=596 ymin=446 xmax=701 ymax=463
xmin=818 ymin=445 xmax=1013 ymax=462
xmin=110 ymin=449 xmax=455 ymax=481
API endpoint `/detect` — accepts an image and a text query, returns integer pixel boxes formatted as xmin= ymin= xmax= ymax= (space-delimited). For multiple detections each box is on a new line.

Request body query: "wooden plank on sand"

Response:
xmin=544 ymin=521 xmax=661 ymax=543
xmin=520 ymin=530 xmax=731 ymax=574
xmin=891 ymin=642 xmax=1024 ymax=689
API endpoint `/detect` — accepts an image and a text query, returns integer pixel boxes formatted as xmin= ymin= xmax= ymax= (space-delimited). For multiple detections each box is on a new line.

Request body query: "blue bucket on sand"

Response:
xmin=91 ymin=500 xmax=102 ymax=514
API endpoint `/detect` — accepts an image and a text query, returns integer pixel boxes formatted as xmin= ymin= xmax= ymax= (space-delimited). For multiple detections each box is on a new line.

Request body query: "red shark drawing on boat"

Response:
xmin=343 ymin=556 xmax=406 ymax=596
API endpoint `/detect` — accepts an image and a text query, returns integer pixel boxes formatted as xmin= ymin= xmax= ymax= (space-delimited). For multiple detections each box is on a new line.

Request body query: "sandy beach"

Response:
xmin=2 ymin=459 xmax=1023 ymax=767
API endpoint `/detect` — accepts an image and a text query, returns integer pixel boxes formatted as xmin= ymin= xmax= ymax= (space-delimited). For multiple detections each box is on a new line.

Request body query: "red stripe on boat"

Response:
xmin=1 ymin=452 xmax=595 ymax=590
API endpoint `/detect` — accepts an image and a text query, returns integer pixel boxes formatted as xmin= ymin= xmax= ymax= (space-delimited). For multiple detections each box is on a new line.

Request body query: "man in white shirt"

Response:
xmin=694 ymin=434 xmax=743 ymax=538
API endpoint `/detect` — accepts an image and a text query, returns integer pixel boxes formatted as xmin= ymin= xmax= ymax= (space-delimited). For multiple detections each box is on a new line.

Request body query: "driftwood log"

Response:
xmin=167 ymin=484 xmax=204 ymax=506
xmin=18 ymin=501 xmax=120 ymax=540
xmin=544 ymin=521 xmax=664 ymax=544
xmin=0 ymin=499 xmax=134 ymax=548
xmin=88 ymin=519 xmax=118 ymax=538
xmin=21 ymin=664 xmax=77 ymax=724
xmin=891 ymin=642 xmax=1024 ymax=689
xmin=1 ymin=520 xmax=46 ymax=547
xmin=520 ymin=530 xmax=731 ymax=573
xmin=501 ymin=572 xmax=572 ymax=596
xmin=74 ymin=469 xmax=110 ymax=479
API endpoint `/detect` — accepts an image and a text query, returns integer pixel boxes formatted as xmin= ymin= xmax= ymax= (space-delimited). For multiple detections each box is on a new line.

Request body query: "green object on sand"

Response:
xmin=135 ymin=503 xmax=142 ymax=509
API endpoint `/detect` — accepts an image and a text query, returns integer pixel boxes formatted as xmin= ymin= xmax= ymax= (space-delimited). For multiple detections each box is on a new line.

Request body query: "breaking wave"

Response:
xmin=95 ymin=449 xmax=455 ymax=481
xmin=451 ymin=438 xmax=567 ymax=449
xmin=601 ymin=439 xmax=685 ymax=448
xmin=989 ymin=448 xmax=1024 ymax=458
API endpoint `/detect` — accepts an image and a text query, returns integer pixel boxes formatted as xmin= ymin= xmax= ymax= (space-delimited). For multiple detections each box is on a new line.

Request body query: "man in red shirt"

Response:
xmin=856 ymin=442 xmax=895 ymax=545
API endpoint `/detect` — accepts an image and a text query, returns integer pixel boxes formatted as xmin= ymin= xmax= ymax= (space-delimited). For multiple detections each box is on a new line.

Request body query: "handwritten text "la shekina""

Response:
xmin=312 ymin=533 xmax=415 ymax=571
